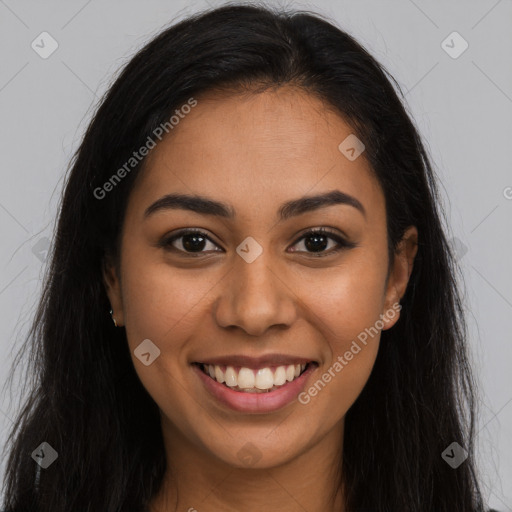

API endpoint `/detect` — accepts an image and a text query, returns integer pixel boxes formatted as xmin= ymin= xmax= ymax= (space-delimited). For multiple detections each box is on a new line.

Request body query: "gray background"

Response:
xmin=0 ymin=0 xmax=511 ymax=509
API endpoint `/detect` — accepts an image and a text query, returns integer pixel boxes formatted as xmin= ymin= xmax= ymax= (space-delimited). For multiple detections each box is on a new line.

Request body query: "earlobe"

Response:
xmin=382 ymin=226 xmax=418 ymax=330
xmin=102 ymin=255 xmax=124 ymax=327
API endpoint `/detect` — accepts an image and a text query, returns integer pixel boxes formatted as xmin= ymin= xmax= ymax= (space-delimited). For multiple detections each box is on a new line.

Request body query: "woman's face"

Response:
xmin=104 ymin=86 xmax=417 ymax=470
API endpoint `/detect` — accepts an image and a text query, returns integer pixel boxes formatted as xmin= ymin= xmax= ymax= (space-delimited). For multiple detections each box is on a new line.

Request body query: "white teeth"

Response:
xmin=201 ymin=362 xmax=309 ymax=391
xmin=214 ymin=365 xmax=225 ymax=384
xmin=224 ymin=366 xmax=238 ymax=387
xmin=237 ymin=368 xmax=255 ymax=389
xmin=255 ymin=368 xmax=274 ymax=390
xmin=274 ymin=366 xmax=287 ymax=386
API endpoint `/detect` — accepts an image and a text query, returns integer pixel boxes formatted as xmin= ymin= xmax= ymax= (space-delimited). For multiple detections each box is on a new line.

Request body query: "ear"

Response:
xmin=381 ymin=226 xmax=418 ymax=330
xmin=102 ymin=254 xmax=124 ymax=327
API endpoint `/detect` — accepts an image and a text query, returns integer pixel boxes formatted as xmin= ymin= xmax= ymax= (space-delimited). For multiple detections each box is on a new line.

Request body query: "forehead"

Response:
xmin=130 ymin=86 xmax=383 ymax=220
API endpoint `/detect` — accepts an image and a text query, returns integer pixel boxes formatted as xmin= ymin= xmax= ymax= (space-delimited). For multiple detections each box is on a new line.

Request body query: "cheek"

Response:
xmin=296 ymin=301 xmax=382 ymax=428
xmin=301 ymin=253 xmax=387 ymax=355
xmin=117 ymin=251 xmax=210 ymax=424
xmin=117 ymin=249 xmax=219 ymax=405
xmin=298 ymin=340 xmax=379 ymax=433
xmin=294 ymin=253 xmax=386 ymax=412
xmin=120 ymin=252 xmax=218 ymax=349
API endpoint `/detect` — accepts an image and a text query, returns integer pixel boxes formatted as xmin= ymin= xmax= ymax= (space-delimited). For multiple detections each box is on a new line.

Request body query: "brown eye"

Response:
xmin=160 ymin=229 xmax=223 ymax=255
xmin=289 ymin=228 xmax=355 ymax=257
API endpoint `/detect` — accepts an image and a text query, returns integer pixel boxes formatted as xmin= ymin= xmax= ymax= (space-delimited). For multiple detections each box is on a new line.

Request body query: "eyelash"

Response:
xmin=159 ymin=227 xmax=356 ymax=258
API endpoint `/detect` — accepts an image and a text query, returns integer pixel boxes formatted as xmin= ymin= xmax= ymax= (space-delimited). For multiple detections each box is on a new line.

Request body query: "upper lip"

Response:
xmin=195 ymin=353 xmax=316 ymax=369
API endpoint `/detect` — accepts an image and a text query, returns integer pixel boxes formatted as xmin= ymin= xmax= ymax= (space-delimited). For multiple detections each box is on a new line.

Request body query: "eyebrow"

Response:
xmin=144 ymin=189 xmax=366 ymax=221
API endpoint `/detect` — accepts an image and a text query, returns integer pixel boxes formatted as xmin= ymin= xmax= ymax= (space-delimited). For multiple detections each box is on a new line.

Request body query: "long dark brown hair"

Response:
xmin=2 ymin=4 xmax=486 ymax=511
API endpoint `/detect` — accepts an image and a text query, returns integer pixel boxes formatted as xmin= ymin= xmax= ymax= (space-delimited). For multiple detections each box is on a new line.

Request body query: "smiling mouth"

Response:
xmin=194 ymin=362 xmax=314 ymax=393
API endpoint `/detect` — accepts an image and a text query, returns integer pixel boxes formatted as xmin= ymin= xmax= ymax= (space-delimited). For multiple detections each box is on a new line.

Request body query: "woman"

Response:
xmin=1 ymin=4 xmax=495 ymax=511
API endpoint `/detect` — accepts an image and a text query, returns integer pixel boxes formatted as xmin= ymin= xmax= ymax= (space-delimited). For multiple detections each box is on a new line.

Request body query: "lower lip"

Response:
xmin=193 ymin=363 xmax=317 ymax=413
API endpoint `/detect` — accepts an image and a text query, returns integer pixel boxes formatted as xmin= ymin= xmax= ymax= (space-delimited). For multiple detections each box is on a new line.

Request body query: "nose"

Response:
xmin=213 ymin=252 xmax=298 ymax=337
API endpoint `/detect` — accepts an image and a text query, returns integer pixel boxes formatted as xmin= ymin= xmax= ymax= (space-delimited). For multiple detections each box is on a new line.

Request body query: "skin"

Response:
xmin=103 ymin=85 xmax=418 ymax=512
